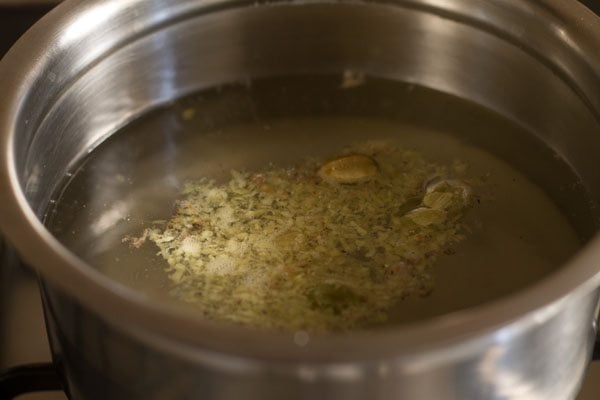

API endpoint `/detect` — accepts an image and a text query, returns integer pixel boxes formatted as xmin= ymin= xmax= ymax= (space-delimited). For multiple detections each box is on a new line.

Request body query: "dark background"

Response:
xmin=0 ymin=4 xmax=56 ymax=57
xmin=583 ymin=0 xmax=600 ymax=13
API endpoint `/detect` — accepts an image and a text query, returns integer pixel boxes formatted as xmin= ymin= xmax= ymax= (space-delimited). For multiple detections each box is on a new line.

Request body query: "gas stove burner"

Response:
xmin=0 ymin=363 xmax=63 ymax=400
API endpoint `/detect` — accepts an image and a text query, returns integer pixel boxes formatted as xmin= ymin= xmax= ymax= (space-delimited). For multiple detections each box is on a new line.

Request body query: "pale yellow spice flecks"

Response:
xmin=133 ymin=141 xmax=474 ymax=332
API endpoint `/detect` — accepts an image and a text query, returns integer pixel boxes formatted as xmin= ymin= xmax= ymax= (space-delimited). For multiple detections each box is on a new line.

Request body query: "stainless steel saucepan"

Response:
xmin=2 ymin=0 xmax=600 ymax=399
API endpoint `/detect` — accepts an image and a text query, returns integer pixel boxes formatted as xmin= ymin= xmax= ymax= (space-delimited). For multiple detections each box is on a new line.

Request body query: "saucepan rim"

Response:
xmin=1 ymin=0 xmax=600 ymax=363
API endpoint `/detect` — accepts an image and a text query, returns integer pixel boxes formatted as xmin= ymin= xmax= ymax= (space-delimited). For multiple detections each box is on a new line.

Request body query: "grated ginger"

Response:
xmin=133 ymin=141 xmax=474 ymax=332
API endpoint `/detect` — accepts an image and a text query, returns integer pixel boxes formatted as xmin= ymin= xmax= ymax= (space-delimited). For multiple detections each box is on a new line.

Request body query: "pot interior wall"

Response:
xmin=13 ymin=1 xmax=600 ymax=239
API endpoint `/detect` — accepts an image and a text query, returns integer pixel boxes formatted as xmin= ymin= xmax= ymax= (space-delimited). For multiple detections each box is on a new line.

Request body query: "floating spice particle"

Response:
xmin=426 ymin=178 xmax=471 ymax=203
xmin=181 ymin=108 xmax=196 ymax=120
xmin=318 ymin=154 xmax=379 ymax=184
xmin=340 ymin=70 xmax=366 ymax=89
xmin=406 ymin=207 xmax=447 ymax=227
xmin=453 ymin=159 xmax=468 ymax=175
xmin=135 ymin=141 xmax=475 ymax=332
xmin=423 ymin=191 xmax=455 ymax=211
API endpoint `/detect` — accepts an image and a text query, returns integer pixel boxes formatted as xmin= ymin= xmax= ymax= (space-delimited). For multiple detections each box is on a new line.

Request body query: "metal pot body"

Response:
xmin=3 ymin=0 xmax=600 ymax=399
xmin=41 ymin=282 xmax=599 ymax=400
